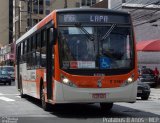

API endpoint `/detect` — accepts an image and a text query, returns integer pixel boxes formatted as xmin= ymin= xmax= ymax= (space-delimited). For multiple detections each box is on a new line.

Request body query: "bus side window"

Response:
xmin=27 ymin=39 xmax=29 ymax=53
xmin=24 ymin=40 xmax=27 ymax=62
xmin=41 ymin=30 xmax=46 ymax=68
xmin=29 ymin=37 xmax=33 ymax=68
xmin=33 ymin=35 xmax=37 ymax=51
xmin=22 ymin=41 xmax=25 ymax=62
xmin=27 ymin=38 xmax=30 ymax=69
xmin=32 ymin=34 xmax=37 ymax=68
xmin=16 ymin=44 xmax=21 ymax=64
xmin=29 ymin=37 xmax=32 ymax=52
xmin=49 ymin=28 xmax=55 ymax=74
xmin=36 ymin=32 xmax=41 ymax=67
xmin=20 ymin=42 xmax=23 ymax=63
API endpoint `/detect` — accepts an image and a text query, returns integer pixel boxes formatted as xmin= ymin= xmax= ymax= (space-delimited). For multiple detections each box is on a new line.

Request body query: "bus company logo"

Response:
xmin=70 ymin=61 xmax=78 ymax=69
xmin=97 ymin=79 xmax=102 ymax=88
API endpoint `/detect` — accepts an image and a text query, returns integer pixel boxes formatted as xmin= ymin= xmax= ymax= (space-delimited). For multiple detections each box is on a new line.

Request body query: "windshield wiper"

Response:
xmin=75 ymin=23 xmax=94 ymax=41
xmin=101 ymin=24 xmax=116 ymax=41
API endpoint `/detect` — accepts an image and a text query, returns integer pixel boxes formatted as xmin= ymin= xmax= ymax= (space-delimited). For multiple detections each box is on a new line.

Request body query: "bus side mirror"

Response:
xmin=50 ymin=27 xmax=57 ymax=45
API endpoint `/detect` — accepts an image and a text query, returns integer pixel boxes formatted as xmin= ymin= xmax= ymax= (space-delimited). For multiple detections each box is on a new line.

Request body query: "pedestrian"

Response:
xmin=153 ymin=67 xmax=159 ymax=87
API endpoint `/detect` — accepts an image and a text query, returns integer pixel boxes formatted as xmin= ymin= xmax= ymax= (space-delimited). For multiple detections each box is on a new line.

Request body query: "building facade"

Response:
xmin=13 ymin=0 xmax=100 ymax=42
xmin=104 ymin=0 xmax=160 ymax=42
xmin=13 ymin=0 xmax=52 ymax=42
xmin=0 ymin=43 xmax=15 ymax=66
xmin=0 ymin=0 xmax=13 ymax=46
xmin=50 ymin=0 xmax=99 ymax=9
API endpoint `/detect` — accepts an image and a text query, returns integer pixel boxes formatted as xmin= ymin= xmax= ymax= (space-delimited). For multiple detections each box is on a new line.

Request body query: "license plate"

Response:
xmin=138 ymin=90 xmax=142 ymax=93
xmin=146 ymin=76 xmax=151 ymax=78
xmin=92 ymin=93 xmax=106 ymax=99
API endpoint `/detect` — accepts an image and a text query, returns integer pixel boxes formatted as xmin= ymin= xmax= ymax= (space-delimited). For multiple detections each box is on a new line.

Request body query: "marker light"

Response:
xmin=62 ymin=78 xmax=69 ymax=84
xmin=121 ymin=74 xmax=134 ymax=87
xmin=127 ymin=77 xmax=133 ymax=83
xmin=61 ymin=75 xmax=77 ymax=88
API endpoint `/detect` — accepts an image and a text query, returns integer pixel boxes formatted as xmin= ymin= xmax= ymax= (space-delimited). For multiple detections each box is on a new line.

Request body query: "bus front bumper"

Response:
xmin=53 ymin=80 xmax=137 ymax=103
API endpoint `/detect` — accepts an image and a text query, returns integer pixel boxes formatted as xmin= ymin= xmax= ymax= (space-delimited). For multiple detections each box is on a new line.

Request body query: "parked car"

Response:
xmin=0 ymin=70 xmax=12 ymax=85
xmin=138 ymin=68 xmax=156 ymax=87
xmin=0 ymin=66 xmax=15 ymax=81
xmin=137 ymin=81 xmax=150 ymax=100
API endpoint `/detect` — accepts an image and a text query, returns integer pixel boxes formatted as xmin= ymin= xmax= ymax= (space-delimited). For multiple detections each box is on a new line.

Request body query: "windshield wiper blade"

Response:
xmin=101 ymin=24 xmax=116 ymax=41
xmin=75 ymin=23 xmax=94 ymax=41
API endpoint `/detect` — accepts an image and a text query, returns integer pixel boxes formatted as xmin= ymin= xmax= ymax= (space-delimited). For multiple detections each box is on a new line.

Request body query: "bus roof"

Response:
xmin=16 ymin=8 xmax=130 ymax=44
xmin=56 ymin=8 xmax=130 ymax=15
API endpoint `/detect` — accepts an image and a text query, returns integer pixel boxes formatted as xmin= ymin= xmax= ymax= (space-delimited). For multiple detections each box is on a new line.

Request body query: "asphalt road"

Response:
xmin=0 ymin=82 xmax=160 ymax=123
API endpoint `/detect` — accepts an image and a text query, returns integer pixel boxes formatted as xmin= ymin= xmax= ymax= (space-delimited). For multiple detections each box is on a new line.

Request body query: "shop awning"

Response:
xmin=136 ymin=39 xmax=160 ymax=51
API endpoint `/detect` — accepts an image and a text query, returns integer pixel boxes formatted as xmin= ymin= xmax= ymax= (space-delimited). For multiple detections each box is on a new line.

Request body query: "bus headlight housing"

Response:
xmin=121 ymin=74 xmax=134 ymax=87
xmin=61 ymin=75 xmax=77 ymax=88
xmin=127 ymin=77 xmax=133 ymax=83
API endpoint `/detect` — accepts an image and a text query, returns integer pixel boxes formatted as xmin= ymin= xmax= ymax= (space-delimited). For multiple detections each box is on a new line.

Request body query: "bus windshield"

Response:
xmin=59 ymin=25 xmax=133 ymax=70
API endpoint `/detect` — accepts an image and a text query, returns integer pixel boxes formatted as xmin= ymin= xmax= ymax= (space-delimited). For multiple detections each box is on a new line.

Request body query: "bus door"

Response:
xmin=46 ymin=22 xmax=55 ymax=100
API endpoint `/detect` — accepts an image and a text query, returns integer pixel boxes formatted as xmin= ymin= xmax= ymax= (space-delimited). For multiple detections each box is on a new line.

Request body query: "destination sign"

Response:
xmin=90 ymin=15 xmax=108 ymax=23
xmin=58 ymin=13 xmax=130 ymax=24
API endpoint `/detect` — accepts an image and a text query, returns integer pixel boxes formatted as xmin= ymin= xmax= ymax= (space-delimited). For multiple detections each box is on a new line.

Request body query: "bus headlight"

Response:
xmin=127 ymin=77 xmax=133 ymax=83
xmin=121 ymin=74 xmax=134 ymax=87
xmin=61 ymin=75 xmax=77 ymax=88
xmin=62 ymin=78 xmax=69 ymax=84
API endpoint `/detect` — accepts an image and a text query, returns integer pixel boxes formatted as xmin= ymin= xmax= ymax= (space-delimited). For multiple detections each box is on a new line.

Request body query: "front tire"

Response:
xmin=100 ymin=103 xmax=113 ymax=112
xmin=40 ymin=84 xmax=50 ymax=111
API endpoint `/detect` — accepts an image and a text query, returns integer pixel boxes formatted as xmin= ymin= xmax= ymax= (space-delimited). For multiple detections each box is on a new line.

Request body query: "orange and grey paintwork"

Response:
xmin=15 ymin=9 xmax=138 ymax=104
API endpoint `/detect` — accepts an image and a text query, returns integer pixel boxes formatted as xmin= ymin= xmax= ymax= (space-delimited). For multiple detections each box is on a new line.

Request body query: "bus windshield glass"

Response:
xmin=59 ymin=25 xmax=133 ymax=70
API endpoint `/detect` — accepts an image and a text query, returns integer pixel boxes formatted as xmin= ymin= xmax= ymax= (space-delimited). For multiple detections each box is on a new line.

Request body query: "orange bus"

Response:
xmin=15 ymin=8 xmax=138 ymax=111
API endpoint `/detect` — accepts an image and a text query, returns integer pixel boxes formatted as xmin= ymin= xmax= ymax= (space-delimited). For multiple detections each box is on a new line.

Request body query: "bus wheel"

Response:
xmin=40 ymin=85 xmax=50 ymax=111
xmin=100 ymin=103 xmax=113 ymax=112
